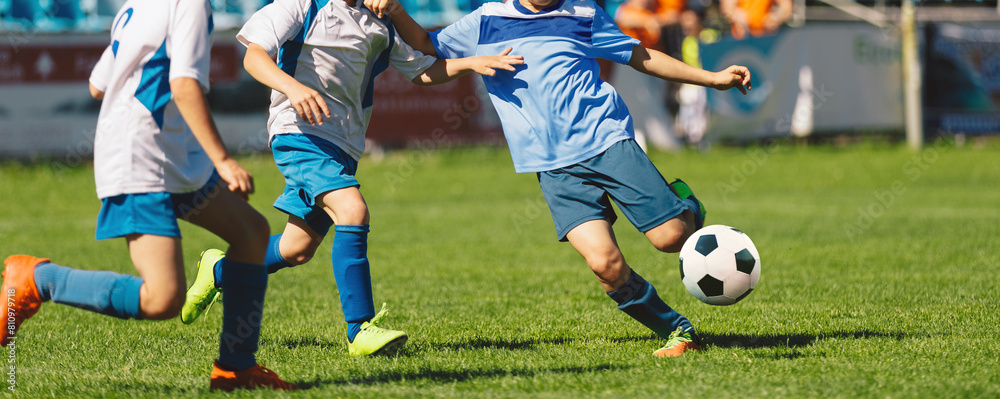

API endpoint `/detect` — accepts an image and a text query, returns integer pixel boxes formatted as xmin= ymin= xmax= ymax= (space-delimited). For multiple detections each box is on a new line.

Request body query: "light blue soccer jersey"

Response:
xmin=430 ymin=0 xmax=640 ymax=173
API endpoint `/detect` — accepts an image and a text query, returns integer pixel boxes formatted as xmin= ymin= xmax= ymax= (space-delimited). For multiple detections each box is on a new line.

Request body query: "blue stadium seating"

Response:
xmin=1 ymin=0 xmax=995 ymax=33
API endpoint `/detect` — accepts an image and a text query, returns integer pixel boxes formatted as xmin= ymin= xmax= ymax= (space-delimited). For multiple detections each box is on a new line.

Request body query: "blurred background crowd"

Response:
xmin=2 ymin=0 xmax=999 ymax=159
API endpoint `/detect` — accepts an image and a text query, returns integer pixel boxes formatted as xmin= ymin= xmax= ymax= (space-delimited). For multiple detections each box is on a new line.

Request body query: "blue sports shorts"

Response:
xmin=537 ymin=139 xmax=686 ymax=241
xmin=270 ymin=134 xmax=360 ymax=236
xmin=95 ymin=171 xmax=222 ymax=240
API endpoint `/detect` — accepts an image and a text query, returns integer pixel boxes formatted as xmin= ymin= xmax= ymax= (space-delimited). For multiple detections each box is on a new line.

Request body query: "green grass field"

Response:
xmin=1 ymin=139 xmax=998 ymax=398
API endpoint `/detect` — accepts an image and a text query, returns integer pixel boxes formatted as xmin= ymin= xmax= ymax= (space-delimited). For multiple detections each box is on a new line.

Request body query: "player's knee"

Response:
xmin=332 ymin=202 xmax=370 ymax=225
xmin=284 ymin=245 xmax=317 ymax=265
xmin=648 ymin=224 xmax=688 ymax=253
xmin=277 ymin=234 xmax=321 ymax=266
xmin=585 ymin=250 xmax=627 ymax=283
xmin=142 ymin=290 xmax=185 ymax=320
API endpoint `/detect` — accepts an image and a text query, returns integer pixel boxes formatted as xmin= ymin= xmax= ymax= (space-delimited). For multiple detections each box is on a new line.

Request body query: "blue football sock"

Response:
xmin=218 ymin=260 xmax=268 ymax=371
xmin=33 ymin=262 xmax=143 ymax=319
xmin=331 ymin=224 xmax=375 ymax=342
xmin=265 ymin=234 xmax=294 ymax=274
xmin=608 ymin=270 xmax=692 ymax=338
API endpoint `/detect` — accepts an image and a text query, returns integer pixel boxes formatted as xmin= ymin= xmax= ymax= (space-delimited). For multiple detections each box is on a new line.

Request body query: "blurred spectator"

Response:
xmin=675 ymin=7 xmax=719 ymax=145
xmin=720 ymin=0 xmax=792 ymax=39
xmin=613 ymin=0 xmax=685 ymax=152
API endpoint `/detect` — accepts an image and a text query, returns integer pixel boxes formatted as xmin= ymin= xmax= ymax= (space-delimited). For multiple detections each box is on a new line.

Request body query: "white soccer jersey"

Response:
xmin=237 ymin=0 xmax=438 ymax=160
xmin=89 ymin=0 xmax=214 ymax=199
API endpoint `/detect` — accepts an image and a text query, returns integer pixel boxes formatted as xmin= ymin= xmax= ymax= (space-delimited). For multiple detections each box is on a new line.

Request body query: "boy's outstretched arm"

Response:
xmin=243 ymin=42 xmax=331 ymax=126
xmin=627 ymin=45 xmax=751 ymax=94
xmin=412 ymin=47 xmax=523 ymax=86
xmin=365 ymin=0 xmax=436 ymax=56
xmin=170 ymin=77 xmax=254 ymax=200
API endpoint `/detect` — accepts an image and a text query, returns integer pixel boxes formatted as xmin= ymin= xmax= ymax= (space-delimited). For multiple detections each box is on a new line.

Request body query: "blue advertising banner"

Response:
xmin=924 ymin=22 xmax=1000 ymax=135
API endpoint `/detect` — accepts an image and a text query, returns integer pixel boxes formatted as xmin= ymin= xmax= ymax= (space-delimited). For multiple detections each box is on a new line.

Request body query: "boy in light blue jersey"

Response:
xmin=180 ymin=0 xmax=523 ymax=357
xmin=375 ymin=0 xmax=751 ymax=357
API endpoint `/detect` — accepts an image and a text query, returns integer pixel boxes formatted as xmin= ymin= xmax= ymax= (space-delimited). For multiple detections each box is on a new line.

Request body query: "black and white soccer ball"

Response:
xmin=679 ymin=225 xmax=761 ymax=306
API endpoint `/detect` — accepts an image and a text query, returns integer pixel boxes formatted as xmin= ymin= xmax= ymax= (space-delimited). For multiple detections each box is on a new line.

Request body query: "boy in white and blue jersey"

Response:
xmin=381 ymin=0 xmax=751 ymax=357
xmin=180 ymin=0 xmax=523 ymax=357
xmin=1 ymin=0 xmax=297 ymax=391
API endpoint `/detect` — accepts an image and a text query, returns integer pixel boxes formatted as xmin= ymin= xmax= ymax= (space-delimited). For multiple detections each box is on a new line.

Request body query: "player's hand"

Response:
xmin=712 ymin=65 xmax=752 ymax=95
xmin=285 ymin=83 xmax=330 ymax=126
xmin=363 ymin=0 xmax=402 ymax=18
xmin=471 ymin=47 xmax=524 ymax=77
xmin=215 ymin=158 xmax=255 ymax=201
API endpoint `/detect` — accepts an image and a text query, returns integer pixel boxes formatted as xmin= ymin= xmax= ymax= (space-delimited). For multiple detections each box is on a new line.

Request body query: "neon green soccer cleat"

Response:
xmin=653 ymin=326 xmax=702 ymax=357
xmin=669 ymin=179 xmax=706 ymax=229
xmin=181 ymin=249 xmax=225 ymax=324
xmin=348 ymin=303 xmax=408 ymax=357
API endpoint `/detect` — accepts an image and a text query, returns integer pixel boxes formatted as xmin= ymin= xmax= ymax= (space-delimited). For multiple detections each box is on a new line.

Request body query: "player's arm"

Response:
xmin=627 ymin=45 xmax=751 ymax=94
xmin=242 ymin=42 xmax=330 ymax=126
xmin=170 ymin=77 xmax=254 ymax=199
xmin=412 ymin=48 xmax=523 ymax=86
xmin=366 ymin=0 xmax=437 ymax=56
xmin=89 ymin=84 xmax=105 ymax=100
xmin=89 ymin=45 xmax=113 ymax=100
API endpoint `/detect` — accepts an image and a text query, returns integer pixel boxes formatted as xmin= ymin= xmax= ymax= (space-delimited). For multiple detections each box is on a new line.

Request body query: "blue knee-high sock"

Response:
xmin=331 ymin=225 xmax=375 ymax=342
xmin=212 ymin=235 xmax=293 ymax=288
xmin=608 ymin=270 xmax=692 ymax=338
xmin=218 ymin=260 xmax=268 ymax=370
xmin=265 ymin=234 xmax=294 ymax=274
xmin=33 ymin=262 xmax=143 ymax=319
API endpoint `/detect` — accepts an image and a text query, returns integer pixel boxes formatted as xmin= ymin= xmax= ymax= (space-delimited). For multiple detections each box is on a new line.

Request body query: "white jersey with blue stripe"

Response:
xmin=237 ymin=0 xmax=438 ymax=161
xmin=430 ymin=0 xmax=640 ymax=173
xmin=89 ymin=0 xmax=215 ymax=199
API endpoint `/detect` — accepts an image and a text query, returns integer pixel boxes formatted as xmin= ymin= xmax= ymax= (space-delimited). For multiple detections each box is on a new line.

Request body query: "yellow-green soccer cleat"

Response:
xmin=669 ymin=179 xmax=707 ymax=229
xmin=181 ymin=249 xmax=225 ymax=324
xmin=653 ymin=326 xmax=702 ymax=358
xmin=348 ymin=303 xmax=408 ymax=357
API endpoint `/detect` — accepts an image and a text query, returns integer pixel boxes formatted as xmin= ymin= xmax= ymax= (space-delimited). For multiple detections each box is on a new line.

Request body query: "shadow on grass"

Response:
xmin=431 ymin=336 xmax=576 ymax=351
xmin=703 ymin=330 xmax=908 ymax=349
xmin=269 ymin=335 xmax=578 ymax=353
xmin=267 ymin=335 xmax=341 ymax=349
xmin=296 ymin=363 xmax=627 ymax=389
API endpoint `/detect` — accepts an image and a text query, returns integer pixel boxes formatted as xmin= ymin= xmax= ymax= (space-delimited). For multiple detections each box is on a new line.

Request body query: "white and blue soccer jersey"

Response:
xmin=89 ymin=0 xmax=215 ymax=199
xmin=237 ymin=0 xmax=438 ymax=160
xmin=430 ymin=0 xmax=640 ymax=173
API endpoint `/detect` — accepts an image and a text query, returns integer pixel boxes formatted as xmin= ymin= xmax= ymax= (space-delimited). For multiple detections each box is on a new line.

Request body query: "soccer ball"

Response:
xmin=679 ymin=225 xmax=761 ymax=306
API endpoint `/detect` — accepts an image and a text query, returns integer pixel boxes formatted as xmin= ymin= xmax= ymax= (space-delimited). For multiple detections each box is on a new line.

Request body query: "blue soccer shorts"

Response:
xmin=95 ymin=171 xmax=222 ymax=240
xmin=270 ymin=133 xmax=360 ymax=237
xmin=537 ymin=139 xmax=687 ymax=241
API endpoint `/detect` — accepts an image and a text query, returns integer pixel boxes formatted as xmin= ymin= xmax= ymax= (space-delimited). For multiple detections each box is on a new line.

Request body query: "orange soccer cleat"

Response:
xmin=652 ymin=326 xmax=702 ymax=358
xmin=210 ymin=360 xmax=299 ymax=391
xmin=1 ymin=255 xmax=49 ymax=347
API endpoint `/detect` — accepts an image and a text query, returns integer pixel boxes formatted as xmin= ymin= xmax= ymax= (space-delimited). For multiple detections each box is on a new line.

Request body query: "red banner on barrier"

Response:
xmin=0 ymin=43 xmax=241 ymax=84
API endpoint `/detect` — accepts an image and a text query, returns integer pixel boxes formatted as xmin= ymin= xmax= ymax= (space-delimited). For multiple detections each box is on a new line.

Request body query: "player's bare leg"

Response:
xmin=567 ymin=219 xmax=700 ymax=356
xmin=181 ymin=180 xmax=270 ymax=323
xmin=566 ymin=219 xmax=632 ymax=293
xmin=643 ymin=210 xmax=697 ymax=253
xmin=127 ymin=234 xmax=186 ymax=320
xmin=181 ymin=183 xmax=296 ymax=390
xmin=275 ymin=217 xmax=325 ymax=266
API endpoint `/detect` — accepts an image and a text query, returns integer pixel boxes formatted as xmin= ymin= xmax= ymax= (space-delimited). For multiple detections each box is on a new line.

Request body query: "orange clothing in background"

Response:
xmin=736 ymin=0 xmax=776 ymax=37
xmin=616 ymin=0 xmax=684 ymax=48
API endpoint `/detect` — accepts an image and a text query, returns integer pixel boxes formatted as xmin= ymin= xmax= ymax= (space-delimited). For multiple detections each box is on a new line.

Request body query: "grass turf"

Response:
xmin=1 ymin=139 xmax=998 ymax=398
